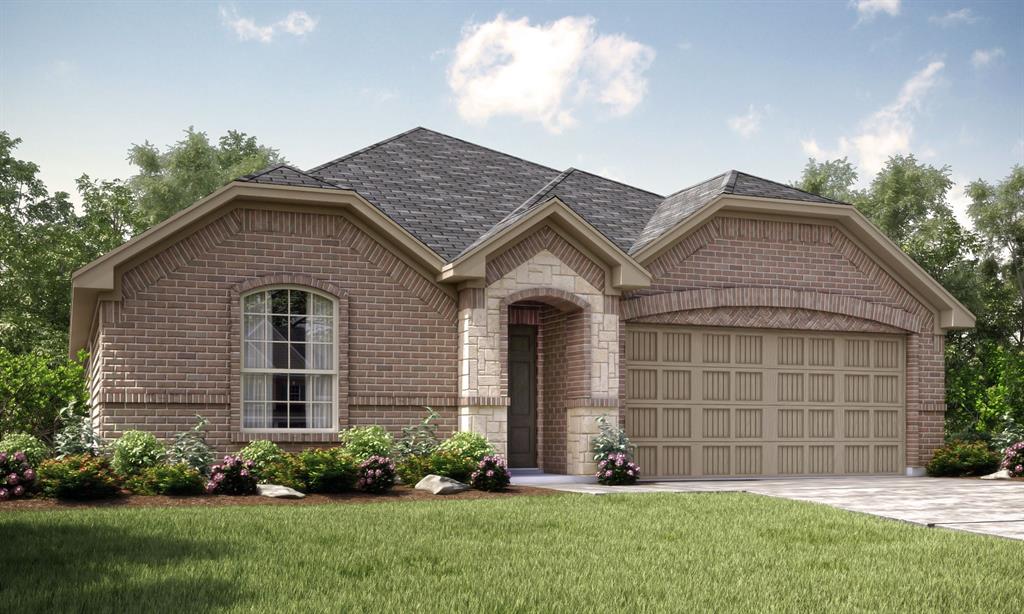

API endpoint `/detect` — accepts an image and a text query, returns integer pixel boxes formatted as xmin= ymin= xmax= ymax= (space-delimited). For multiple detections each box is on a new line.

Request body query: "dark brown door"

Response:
xmin=508 ymin=325 xmax=537 ymax=468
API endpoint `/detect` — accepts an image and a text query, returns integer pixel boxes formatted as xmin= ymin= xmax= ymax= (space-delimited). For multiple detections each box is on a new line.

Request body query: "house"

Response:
xmin=70 ymin=127 xmax=974 ymax=478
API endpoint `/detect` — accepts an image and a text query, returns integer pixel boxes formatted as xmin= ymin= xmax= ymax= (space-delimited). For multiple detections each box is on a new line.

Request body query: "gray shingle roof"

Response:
xmin=630 ymin=170 xmax=846 ymax=254
xmin=233 ymin=130 xmax=848 ymax=263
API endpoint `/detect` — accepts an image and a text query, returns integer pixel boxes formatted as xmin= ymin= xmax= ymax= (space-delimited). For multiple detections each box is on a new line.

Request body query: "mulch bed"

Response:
xmin=0 ymin=484 xmax=558 ymax=511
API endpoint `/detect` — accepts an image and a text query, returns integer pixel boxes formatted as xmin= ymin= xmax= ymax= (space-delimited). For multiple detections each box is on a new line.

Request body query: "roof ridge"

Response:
xmin=659 ymin=171 xmax=731 ymax=201
xmin=306 ymin=127 xmax=425 ymax=174
xmin=240 ymin=163 xmax=294 ymax=181
xmin=568 ymin=167 xmax=664 ymax=198
xmin=728 ymin=169 xmax=847 ymax=204
xmin=520 ymin=168 xmax=576 ymax=209
xmin=414 ymin=127 xmax=561 ymax=174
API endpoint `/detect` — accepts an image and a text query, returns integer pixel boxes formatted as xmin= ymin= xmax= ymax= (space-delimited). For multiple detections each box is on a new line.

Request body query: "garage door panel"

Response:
xmin=626 ymin=325 xmax=905 ymax=478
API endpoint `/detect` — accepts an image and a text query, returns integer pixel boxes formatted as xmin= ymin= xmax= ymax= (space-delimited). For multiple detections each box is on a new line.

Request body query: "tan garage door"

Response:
xmin=625 ymin=325 xmax=905 ymax=478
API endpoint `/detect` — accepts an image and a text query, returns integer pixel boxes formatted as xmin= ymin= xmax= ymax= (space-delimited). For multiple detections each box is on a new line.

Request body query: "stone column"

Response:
xmin=566 ymin=407 xmax=615 ymax=475
xmin=459 ymin=404 xmax=508 ymax=456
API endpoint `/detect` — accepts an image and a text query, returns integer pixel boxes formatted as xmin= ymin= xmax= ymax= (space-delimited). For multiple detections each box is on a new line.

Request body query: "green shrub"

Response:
xmin=339 ymin=426 xmax=393 ymax=461
xmin=394 ymin=409 xmax=440 ymax=459
xmin=397 ymin=450 xmax=477 ymax=484
xmin=257 ymin=454 xmax=306 ymax=490
xmin=296 ymin=448 xmax=357 ymax=493
xmin=0 ymin=433 xmax=50 ymax=467
xmin=0 ymin=347 xmax=88 ymax=440
xmin=470 ymin=455 xmax=511 ymax=491
xmin=926 ymin=441 xmax=1001 ymax=477
xmin=53 ymin=403 xmax=103 ymax=458
xmin=591 ymin=415 xmax=632 ymax=460
xmin=168 ymin=417 xmax=214 ymax=474
xmin=396 ymin=455 xmax=433 ymax=485
xmin=110 ymin=431 xmax=166 ymax=476
xmin=437 ymin=432 xmax=495 ymax=462
xmin=206 ymin=456 xmax=257 ymax=495
xmin=239 ymin=440 xmax=285 ymax=475
xmin=37 ymin=454 xmax=121 ymax=499
xmin=126 ymin=463 xmax=205 ymax=496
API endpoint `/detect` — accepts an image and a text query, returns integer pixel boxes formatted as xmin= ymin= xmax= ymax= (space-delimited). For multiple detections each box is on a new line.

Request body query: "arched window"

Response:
xmin=241 ymin=287 xmax=335 ymax=431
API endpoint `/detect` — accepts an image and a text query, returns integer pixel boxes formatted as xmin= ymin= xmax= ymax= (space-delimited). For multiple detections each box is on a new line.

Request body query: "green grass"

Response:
xmin=2 ymin=493 xmax=1020 ymax=613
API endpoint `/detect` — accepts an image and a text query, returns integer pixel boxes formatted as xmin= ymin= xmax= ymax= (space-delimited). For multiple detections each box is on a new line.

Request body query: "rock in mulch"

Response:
xmin=981 ymin=469 xmax=1012 ymax=480
xmin=257 ymin=484 xmax=306 ymax=498
xmin=414 ymin=475 xmax=470 ymax=495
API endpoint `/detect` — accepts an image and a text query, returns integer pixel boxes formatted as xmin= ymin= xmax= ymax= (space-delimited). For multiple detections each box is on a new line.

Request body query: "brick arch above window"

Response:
xmin=228 ymin=275 xmax=350 ymax=443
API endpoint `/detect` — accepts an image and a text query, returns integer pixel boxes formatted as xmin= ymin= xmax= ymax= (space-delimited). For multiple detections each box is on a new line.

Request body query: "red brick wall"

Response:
xmin=89 ymin=205 xmax=459 ymax=451
xmin=539 ymin=306 xmax=567 ymax=473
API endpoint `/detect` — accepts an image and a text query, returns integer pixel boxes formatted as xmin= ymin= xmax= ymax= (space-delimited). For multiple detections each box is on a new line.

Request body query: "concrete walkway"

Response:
xmin=528 ymin=476 xmax=1024 ymax=540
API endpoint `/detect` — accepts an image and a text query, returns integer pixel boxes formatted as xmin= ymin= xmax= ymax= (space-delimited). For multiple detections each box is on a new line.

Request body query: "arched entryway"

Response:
xmin=503 ymin=289 xmax=591 ymax=472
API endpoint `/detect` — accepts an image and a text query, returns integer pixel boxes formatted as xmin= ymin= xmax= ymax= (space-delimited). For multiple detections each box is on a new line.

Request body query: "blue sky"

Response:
xmin=1 ymin=1 xmax=1021 ymax=223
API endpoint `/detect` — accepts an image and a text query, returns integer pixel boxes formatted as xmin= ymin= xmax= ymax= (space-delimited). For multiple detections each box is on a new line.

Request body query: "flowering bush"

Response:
xmin=596 ymin=452 xmax=640 ymax=486
xmin=0 ymin=433 xmax=50 ymax=467
xmin=356 ymin=456 xmax=395 ymax=493
xmin=239 ymin=440 xmax=286 ymax=477
xmin=110 ymin=431 xmax=166 ymax=476
xmin=1001 ymin=441 xmax=1024 ymax=477
xmin=591 ymin=415 xmax=633 ymax=460
xmin=206 ymin=455 xmax=258 ymax=495
xmin=469 ymin=455 xmax=511 ymax=491
xmin=37 ymin=454 xmax=121 ymax=499
xmin=0 ymin=451 xmax=36 ymax=500
xmin=126 ymin=463 xmax=206 ymax=496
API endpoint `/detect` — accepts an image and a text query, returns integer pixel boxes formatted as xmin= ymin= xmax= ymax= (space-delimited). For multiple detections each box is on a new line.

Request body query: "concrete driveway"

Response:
xmin=533 ymin=476 xmax=1024 ymax=540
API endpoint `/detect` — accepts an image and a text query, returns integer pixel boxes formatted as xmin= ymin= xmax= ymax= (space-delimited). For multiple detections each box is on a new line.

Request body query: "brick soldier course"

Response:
xmin=71 ymin=127 xmax=973 ymax=476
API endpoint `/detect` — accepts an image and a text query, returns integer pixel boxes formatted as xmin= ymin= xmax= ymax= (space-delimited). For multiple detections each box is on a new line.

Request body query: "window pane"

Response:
xmin=309 ymin=344 xmax=331 ymax=370
xmin=311 ymin=295 xmax=332 ymax=316
xmin=307 ymin=317 xmax=332 ymax=342
xmin=289 ymin=403 xmax=308 ymax=428
xmin=244 ymin=292 xmax=266 ymax=314
xmin=270 ymin=289 xmax=289 ymax=314
xmin=289 ymin=315 xmax=308 ymax=342
xmin=244 ymin=315 xmax=269 ymax=341
xmin=288 ymin=374 xmax=307 ymax=401
xmin=271 ymin=342 xmax=289 ymax=369
xmin=271 ymin=316 xmax=289 ymax=342
xmin=310 ymin=403 xmax=331 ymax=429
xmin=243 ymin=402 xmax=270 ymax=428
xmin=308 ymin=374 xmax=332 ymax=402
xmin=289 ymin=342 xmax=307 ymax=370
xmin=243 ymin=374 xmax=270 ymax=400
xmin=272 ymin=373 xmax=289 ymax=401
xmin=272 ymin=402 xmax=288 ymax=428
xmin=289 ymin=290 xmax=308 ymax=316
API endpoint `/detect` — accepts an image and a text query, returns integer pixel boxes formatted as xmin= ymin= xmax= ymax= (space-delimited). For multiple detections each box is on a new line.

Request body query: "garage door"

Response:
xmin=625 ymin=325 xmax=904 ymax=478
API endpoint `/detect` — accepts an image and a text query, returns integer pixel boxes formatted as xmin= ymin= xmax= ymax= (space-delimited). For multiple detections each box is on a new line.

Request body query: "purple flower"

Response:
xmin=6 ymin=473 xmax=18 ymax=486
xmin=205 ymin=481 xmax=217 ymax=493
xmin=1016 ymin=465 xmax=1023 ymax=473
xmin=0 ymin=488 xmax=8 ymax=500
xmin=615 ymin=459 xmax=624 ymax=467
xmin=213 ymin=473 xmax=225 ymax=482
xmin=0 ymin=453 xmax=7 ymax=464
xmin=486 ymin=470 xmax=494 ymax=477
xmin=627 ymin=470 xmax=634 ymax=476
xmin=12 ymin=485 xmax=24 ymax=497
xmin=604 ymin=470 xmax=613 ymax=478
xmin=23 ymin=468 xmax=35 ymax=481
xmin=13 ymin=452 xmax=26 ymax=463
xmin=212 ymin=465 xmax=222 ymax=472
xmin=599 ymin=460 xmax=607 ymax=468
xmin=240 ymin=469 xmax=249 ymax=477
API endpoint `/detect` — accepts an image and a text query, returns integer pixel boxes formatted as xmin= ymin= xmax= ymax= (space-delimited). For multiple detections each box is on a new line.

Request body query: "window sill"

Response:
xmin=231 ymin=431 xmax=338 ymax=444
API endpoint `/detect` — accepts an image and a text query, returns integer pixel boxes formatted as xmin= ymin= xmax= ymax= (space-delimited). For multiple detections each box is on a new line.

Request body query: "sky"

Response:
xmin=1 ymin=1 xmax=1022 ymax=226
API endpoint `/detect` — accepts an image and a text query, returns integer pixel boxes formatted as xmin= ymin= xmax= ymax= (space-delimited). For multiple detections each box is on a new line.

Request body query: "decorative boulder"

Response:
xmin=415 ymin=474 xmax=470 ymax=495
xmin=980 ymin=469 xmax=1012 ymax=480
xmin=257 ymin=484 xmax=306 ymax=498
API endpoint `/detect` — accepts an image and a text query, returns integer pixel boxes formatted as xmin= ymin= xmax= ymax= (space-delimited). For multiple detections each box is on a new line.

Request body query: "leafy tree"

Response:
xmin=794 ymin=157 xmax=861 ymax=203
xmin=0 ymin=347 xmax=87 ymax=441
xmin=857 ymin=155 xmax=954 ymax=245
xmin=129 ymin=128 xmax=284 ymax=227
xmin=967 ymin=166 xmax=1024 ymax=297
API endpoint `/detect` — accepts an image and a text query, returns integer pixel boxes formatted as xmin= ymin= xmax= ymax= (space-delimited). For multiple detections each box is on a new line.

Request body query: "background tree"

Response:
xmin=129 ymin=128 xmax=284 ymax=227
xmin=794 ymin=157 xmax=862 ymax=203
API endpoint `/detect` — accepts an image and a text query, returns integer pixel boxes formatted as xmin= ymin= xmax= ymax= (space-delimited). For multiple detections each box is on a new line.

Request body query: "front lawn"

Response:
xmin=2 ymin=493 xmax=1020 ymax=612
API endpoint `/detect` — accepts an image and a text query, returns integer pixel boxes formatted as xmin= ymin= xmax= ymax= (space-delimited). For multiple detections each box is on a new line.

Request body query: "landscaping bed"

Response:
xmin=0 ymin=483 xmax=553 ymax=511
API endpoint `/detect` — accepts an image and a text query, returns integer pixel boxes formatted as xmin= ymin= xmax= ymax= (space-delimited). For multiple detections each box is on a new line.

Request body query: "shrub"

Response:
xmin=596 ymin=451 xmax=640 ymax=485
xmin=0 ymin=347 xmax=88 ymax=441
xmin=126 ymin=463 xmax=205 ymax=496
xmin=356 ymin=456 xmax=395 ymax=494
xmin=1001 ymin=441 xmax=1024 ymax=477
xmin=437 ymin=432 xmax=495 ymax=462
xmin=206 ymin=455 xmax=258 ymax=495
xmin=53 ymin=403 xmax=104 ymax=458
xmin=168 ymin=416 xmax=214 ymax=474
xmin=426 ymin=450 xmax=478 ymax=483
xmin=110 ymin=431 xmax=166 ymax=476
xmin=257 ymin=454 xmax=306 ymax=490
xmin=925 ymin=441 xmax=1001 ymax=477
xmin=340 ymin=426 xmax=393 ymax=461
xmin=0 ymin=451 xmax=37 ymax=500
xmin=396 ymin=454 xmax=433 ymax=485
xmin=0 ymin=433 xmax=50 ymax=467
xmin=394 ymin=409 xmax=440 ymax=459
xmin=37 ymin=454 xmax=121 ymax=499
xmin=296 ymin=448 xmax=357 ymax=493
xmin=239 ymin=440 xmax=285 ymax=476
xmin=591 ymin=415 xmax=633 ymax=460
xmin=470 ymin=455 xmax=511 ymax=492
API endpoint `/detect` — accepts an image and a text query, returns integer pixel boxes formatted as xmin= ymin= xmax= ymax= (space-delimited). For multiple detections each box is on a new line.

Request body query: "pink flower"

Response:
xmin=13 ymin=452 xmax=26 ymax=463
xmin=627 ymin=470 xmax=634 ymax=476
xmin=240 ymin=469 xmax=249 ymax=477
xmin=604 ymin=470 xmax=612 ymax=477
xmin=23 ymin=468 xmax=35 ymax=481
xmin=12 ymin=485 xmax=24 ymax=497
xmin=6 ymin=473 xmax=18 ymax=486
xmin=0 ymin=488 xmax=8 ymax=500
xmin=205 ymin=482 xmax=217 ymax=493
xmin=615 ymin=459 xmax=624 ymax=467
xmin=486 ymin=470 xmax=494 ymax=477
xmin=0 ymin=453 xmax=6 ymax=463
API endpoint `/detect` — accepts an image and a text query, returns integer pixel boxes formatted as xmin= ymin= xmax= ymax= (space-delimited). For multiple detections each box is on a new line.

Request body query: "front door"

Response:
xmin=508 ymin=325 xmax=537 ymax=467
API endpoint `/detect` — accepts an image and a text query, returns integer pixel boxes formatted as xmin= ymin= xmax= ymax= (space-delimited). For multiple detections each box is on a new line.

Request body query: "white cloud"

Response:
xmin=929 ymin=8 xmax=977 ymax=27
xmin=800 ymin=61 xmax=945 ymax=174
xmin=219 ymin=6 xmax=318 ymax=43
xmin=851 ymin=0 xmax=901 ymax=21
xmin=948 ymin=176 xmax=975 ymax=229
xmin=727 ymin=104 xmax=769 ymax=138
xmin=971 ymin=48 xmax=1005 ymax=68
xmin=447 ymin=14 xmax=655 ymax=133
xmin=360 ymin=88 xmax=399 ymax=103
